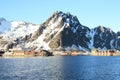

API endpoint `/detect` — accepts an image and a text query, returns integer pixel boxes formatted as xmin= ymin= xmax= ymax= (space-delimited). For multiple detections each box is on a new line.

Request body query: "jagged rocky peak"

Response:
xmin=51 ymin=11 xmax=79 ymax=20
xmin=46 ymin=11 xmax=90 ymax=50
xmin=93 ymin=25 xmax=116 ymax=50
xmin=31 ymin=11 xmax=82 ymax=41
xmin=98 ymin=26 xmax=105 ymax=32
xmin=56 ymin=11 xmax=80 ymax=22
xmin=94 ymin=25 xmax=108 ymax=32
xmin=45 ymin=11 xmax=81 ymax=27
xmin=28 ymin=11 xmax=90 ymax=50
xmin=94 ymin=25 xmax=115 ymax=35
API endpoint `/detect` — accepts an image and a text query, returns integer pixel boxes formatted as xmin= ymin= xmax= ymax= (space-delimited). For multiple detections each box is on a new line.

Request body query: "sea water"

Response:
xmin=0 ymin=56 xmax=120 ymax=80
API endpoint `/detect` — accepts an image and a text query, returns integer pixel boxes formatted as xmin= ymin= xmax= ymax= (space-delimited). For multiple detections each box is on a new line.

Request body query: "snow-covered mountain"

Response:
xmin=25 ymin=11 xmax=91 ymax=51
xmin=0 ymin=19 xmax=39 ymax=50
xmin=0 ymin=11 xmax=120 ymax=51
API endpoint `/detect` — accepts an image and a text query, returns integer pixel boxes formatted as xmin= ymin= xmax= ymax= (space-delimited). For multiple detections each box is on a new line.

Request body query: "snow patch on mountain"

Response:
xmin=88 ymin=29 xmax=95 ymax=49
xmin=71 ymin=25 xmax=79 ymax=33
xmin=9 ymin=21 xmax=39 ymax=37
xmin=1 ymin=21 xmax=39 ymax=41
xmin=110 ymin=39 xmax=115 ymax=49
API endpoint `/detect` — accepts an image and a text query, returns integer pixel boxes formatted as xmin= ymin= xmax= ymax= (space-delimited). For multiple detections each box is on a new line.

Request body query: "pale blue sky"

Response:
xmin=0 ymin=0 xmax=120 ymax=32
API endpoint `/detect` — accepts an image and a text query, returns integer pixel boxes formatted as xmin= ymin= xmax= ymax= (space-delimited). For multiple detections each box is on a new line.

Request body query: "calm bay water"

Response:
xmin=0 ymin=56 xmax=120 ymax=80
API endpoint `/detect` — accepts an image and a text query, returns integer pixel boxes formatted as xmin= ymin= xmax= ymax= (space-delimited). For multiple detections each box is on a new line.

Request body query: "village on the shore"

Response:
xmin=0 ymin=48 xmax=88 ymax=57
xmin=0 ymin=48 xmax=120 ymax=57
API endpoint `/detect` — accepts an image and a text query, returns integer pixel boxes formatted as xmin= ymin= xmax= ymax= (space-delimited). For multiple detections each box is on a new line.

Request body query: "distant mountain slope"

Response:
xmin=0 ymin=11 xmax=119 ymax=51
xmin=0 ymin=18 xmax=11 ymax=34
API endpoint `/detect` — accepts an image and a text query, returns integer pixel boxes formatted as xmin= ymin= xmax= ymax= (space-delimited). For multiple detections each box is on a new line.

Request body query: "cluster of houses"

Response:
xmin=60 ymin=51 xmax=78 ymax=56
xmin=91 ymin=49 xmax=120 ymax=56
xmin=0 ymin=49 xmax=53 ymax=57
xmin=0 ymin=48 xmax=89 ymax=57
xmin=54 ymin=50 xmax=88 ymax=56
xmin=1 ymin=48 xmax=120 ymax=57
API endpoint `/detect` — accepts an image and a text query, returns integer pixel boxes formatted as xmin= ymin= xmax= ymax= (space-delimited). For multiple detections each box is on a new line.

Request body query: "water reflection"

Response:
xmin=56 ymin=56 xmax=120 ymax=80
xmin=0 ymin=56 xmax=120 ymax=80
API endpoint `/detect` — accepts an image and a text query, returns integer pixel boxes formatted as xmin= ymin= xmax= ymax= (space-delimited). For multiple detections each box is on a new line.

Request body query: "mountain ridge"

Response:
xmin=0 ymin=11 xmax=120 ymax=51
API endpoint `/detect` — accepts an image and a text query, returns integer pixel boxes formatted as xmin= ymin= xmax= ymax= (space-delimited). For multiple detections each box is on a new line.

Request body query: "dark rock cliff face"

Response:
xmin=61 ymin=25 xmax=90 ymax=49
xmin=93 ymin=26 xmax=116 ymax=49
xmin=114 ymin=31 xmax=120 ymax=50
